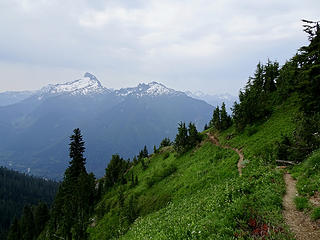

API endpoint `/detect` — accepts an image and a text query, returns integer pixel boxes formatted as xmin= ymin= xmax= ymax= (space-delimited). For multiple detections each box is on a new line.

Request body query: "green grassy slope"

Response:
xmin=88 ymin=99 xmax=299 ymax=240
xmin=291 ymin=149 xmax=320 ymax=219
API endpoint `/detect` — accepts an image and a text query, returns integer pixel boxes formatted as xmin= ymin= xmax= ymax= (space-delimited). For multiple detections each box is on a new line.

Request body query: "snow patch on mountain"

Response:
xmin=39 ymin=73 xmax=108 ymax=97
xmin=116 ymin=82 xmax=185 ymax=97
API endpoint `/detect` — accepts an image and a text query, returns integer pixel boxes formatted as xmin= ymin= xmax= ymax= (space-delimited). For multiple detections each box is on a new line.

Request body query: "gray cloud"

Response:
xmin=0 ymin=0 xmax=319 ymax=94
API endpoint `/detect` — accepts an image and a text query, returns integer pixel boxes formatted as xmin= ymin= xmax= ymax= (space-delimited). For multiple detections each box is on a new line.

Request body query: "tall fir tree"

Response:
xmin=174 ymin=122 xmax=189 ymax=154
xmin=20 ymin=205 xmax=35 ymax=240
xmin=220 ymin=102 xmax=232 ymax=130
xmin=143 ymin=145 xmax=148 ymax=158
xmin=49 ymin=128 xmax=95 ymax=240
xmin=34 ymin=202 xmax=49 ymax=236
xmin=188 ymin=122 xmax=200 ymax=148
xmin=7 ymin=217 xmax=20 ymax=240
xmin=211 ymin=106 xmax=221 ymax=130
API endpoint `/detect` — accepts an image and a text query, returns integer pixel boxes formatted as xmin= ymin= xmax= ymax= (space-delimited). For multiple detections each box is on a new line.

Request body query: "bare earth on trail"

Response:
xmin=283 ymin=173 xmax=320 ymax=240
xmin=206 ymin=133 xmax=244 ymax=176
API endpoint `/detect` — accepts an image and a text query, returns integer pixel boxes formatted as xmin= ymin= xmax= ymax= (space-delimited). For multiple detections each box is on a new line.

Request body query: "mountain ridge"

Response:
xmin=0 ymin=73 xmax=214 ymax=179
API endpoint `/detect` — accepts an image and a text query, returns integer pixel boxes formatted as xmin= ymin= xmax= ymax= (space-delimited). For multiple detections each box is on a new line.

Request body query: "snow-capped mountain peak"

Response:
xmin=39 ymin=73 xmax=108 ymax=96
xmin=116 ymin=81 xmax=184 ymax=97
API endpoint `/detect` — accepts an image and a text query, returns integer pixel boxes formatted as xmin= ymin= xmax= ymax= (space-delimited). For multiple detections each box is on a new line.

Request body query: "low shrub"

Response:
xmin=146 ymin=164 xmax=177 ymax=188
xmin=294 ymin=196 xmax=309 ymax=211
xmin=311 ymin=207 xmax=320 ymax=221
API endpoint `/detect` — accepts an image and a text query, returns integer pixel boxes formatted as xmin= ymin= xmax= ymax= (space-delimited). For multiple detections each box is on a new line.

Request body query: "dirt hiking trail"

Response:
xmin=207 ymin=133 xmax=244 ymax=176
xmin=283 ymin=173 xmax=320 ymax=240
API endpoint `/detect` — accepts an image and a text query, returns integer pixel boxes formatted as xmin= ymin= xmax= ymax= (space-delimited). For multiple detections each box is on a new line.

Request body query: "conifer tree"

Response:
xmin=68 ymin=128 xmax=86 ymax=179
xmin=49 ymin=128 xmax=95 ymax=240
xmin=220 ymin=102 xmax=232 ymax=130
xmin=138 ymin=150 xmax=144 ymax=161
xmin=132 ymin=156 xmax=137 ymax=164
xmin=153 ymin=145 xmax=157 ymax=154
xmin=188 ymin=122 xmax=200 ymax=148
xmin=143 ymin=145 xmax=148 ymax=158
xmin=141 ymin=158 xmax=147 ymax=170
xmin=20 ymin=205 xmax=35 ymax=240
xmin=34 ymin=202 xmax=49 ymax=236
xmin=160 ymin=137 xmax=171 ymax=148
xmin=174 ymin=122 xmax=189 ymax=154
xmin=297 ymin=20 xmax=320 ymax=113
xmin=105 ymin=154 xmax=129 ymax=189
xmin=7 ymin=217 xmax=20 ymax=240
xmin=211 ymin=106 xmax=221 ymax=130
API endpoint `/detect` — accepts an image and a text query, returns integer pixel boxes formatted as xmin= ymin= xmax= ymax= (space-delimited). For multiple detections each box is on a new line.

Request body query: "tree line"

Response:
xmin=0 ymin=167 xmax=58 ymax=240
xmin=231 ymin=20 xmax=320 ymax=162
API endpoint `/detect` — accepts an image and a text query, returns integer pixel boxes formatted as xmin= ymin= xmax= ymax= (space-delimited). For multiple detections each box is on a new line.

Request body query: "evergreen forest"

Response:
xmin=0 ymin=167 xmax=58 ymax=239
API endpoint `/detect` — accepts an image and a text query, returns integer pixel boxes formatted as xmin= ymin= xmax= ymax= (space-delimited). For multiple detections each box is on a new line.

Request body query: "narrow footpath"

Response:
xmin=283 ymin=173 xmax=320 ymax=240
xmin=206 ymin=133 xmax=244 ymax=176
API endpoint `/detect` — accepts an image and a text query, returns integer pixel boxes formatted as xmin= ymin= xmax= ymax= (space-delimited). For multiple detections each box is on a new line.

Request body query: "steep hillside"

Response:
xmin=86 ymin=99 xmax=299 ymax=240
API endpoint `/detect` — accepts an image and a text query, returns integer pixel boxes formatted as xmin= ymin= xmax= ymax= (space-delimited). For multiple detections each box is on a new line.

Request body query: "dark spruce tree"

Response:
xmin=160 ymin=137 xmax=171 ymax=148
xmin=297 ymin=20 xmax=320 ymax=114
xmin=174 ymin=122 xmax=200 ymax=154
xmin=174 ymin=122 xmax=189 ymax=154
xmin=211 ymin=106 xmax=221 ymax=130
xmin=7 ymin=218 xmax=20 ymax=240
xmin=20 ymin=205 xmax=35 ymax=240
xmin=232 ymin=60 xmax=279 ymax=131
xmin=188 ymin=122 xmax=201 ymax=148
xmin=34 ymin=202 xmax=50 ymax=236
xmin=220 ymin=102 xmax=232 ymax=130
xmin=143 ymin=145 xmax=148 ymax=158
xmin=49 ymin=128 xmax=95 ymax=240
xmin=105 ymin=154 xmax=129 ymax=189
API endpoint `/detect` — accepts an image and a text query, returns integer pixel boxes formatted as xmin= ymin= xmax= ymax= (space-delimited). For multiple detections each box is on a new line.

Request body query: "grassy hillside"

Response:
xmin=88 ymin=98 xmax=299 ymax=240
xmin=291 ymin=149 xmax=320 ymax=220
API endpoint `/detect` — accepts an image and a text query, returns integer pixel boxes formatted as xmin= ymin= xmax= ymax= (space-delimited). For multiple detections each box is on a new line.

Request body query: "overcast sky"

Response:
xmin=0 ymin=0 xmax=319 ymax=95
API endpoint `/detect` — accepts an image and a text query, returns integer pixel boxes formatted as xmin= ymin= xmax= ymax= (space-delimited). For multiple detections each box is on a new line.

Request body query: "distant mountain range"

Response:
xmin=185 ymin=91 xmax=237 ymax=113
xmin=0 ymin=73 xmax=234 ymax=179
xmin=0 ymin=90 xmax=35 ymax=107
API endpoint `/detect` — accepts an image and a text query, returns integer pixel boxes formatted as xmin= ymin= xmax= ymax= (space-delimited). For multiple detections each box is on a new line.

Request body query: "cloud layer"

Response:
xmin=0 ymin=0 xmax=319 ymax=94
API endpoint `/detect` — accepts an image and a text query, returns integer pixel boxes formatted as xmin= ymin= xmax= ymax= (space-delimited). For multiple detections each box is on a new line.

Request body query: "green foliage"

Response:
xmin=163 ymin=152 xmax=170 ymax=160
xmin=174 ymin=122 xmax=189 ymax=154
xmin=210 ymin=103 xmax=232 ymax=131
xmin=211 ymin=106 xmax=221 ymax=130
xmin=49 ymin=128 xmax=96 ymax=240
xmin=232 ymin=60 xmax=279 ymax=131
xmin=294 ymin=197 xmax=309 ymax=211
xmin=244 ymin=125 xmax=258 ymax=137
xmin=20 ymin=205 xmax=35 ymax=240
xmin=34 ymin=202 xmax=50 ymax=236
xmin=6 ymin=218 xmax=20 ymax=240
xmin=8 ymin=202 xmax=50 ymax=240
xmin=105 ymin=154 xmax=130 ymax=189
xmin=311 ymin=207 xmax=320 ymax=220
xmin=0 ymin=167 xmax=57 ymax=240
xmin=220 ymin=102 xmax=232 ymax=130
xmin=174 ymin=122 xmax=201 ymax=154
xmin=160 ymin=137 xmax=171 ymax=148
xmin=146 ymin=164 xmax=177 ymax=188
xmin=89 ymin=102 xmax=299 ymax=239
xmin=187 ymin=122 xmax=201 ymax=148
xmin=296 ymin=21 xmax=320 ymax=114
xmin=291 ymin=148 xmax=320 ymax=219
xmin=277 ymin=113 xmax=320 ymax=162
